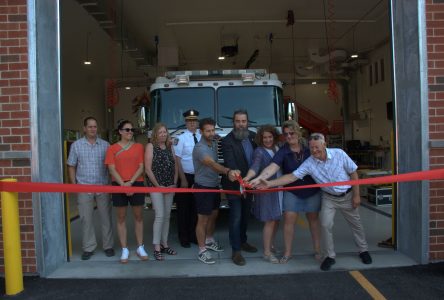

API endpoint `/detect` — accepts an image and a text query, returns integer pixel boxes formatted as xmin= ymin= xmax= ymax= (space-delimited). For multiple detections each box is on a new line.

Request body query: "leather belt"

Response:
xmin=324 ymin=188 xmax=352 ymax=198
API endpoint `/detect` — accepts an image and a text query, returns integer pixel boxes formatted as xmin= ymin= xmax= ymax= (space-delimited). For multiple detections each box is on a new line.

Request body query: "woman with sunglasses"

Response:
xmin=145 ymin=122 xmax=178 ymax=260
xmin=105 ymin=120 xmax=148 ymax=263
xmin=243 ymin=125 xmax=282 ymax=263
xmin=249 ymin=120 xmax=321 ymax=263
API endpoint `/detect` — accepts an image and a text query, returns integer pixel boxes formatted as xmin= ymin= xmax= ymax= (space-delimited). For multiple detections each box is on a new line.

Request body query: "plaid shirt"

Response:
xmin=293 ymin=148 xmax=357 ymax=195
xmin=67 ymin=137 xmax=110 ymax=185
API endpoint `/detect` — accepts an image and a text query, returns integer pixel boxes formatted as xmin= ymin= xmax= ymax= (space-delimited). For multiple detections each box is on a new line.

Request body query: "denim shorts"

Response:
xmin=193 ymin=183 xmax=221 ymax=215
xmin=282 ymin=191 xmax=321 ymax=212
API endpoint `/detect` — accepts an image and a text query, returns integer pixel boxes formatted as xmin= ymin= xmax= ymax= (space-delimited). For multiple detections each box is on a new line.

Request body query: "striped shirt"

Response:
xmin=292 ymin=148 xmax=357 ymax=195
xmin=67 ymin=137 xmax=110 ymax=185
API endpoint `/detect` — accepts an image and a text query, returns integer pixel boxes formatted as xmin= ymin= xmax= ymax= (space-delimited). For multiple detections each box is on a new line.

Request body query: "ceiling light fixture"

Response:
xmin=350 ymin=54 xmax=359 ymax=58
xmin=312 ymin=81 xmax=317 ymax=85
xmin=218 ymin=56 xmax=225 ymax=60
xmin=125 ymin=86 xmax=131 ymax=90
xmin=84 ymin=32 xmax=92 ymax=65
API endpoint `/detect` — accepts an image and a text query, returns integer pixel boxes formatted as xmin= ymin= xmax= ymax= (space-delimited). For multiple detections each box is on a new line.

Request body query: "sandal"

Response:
xmin=160 ymin=245 xmax=177 ymax=255
xmin=153 ymin=250 xmax=164 ymax=261
xmin=279 ymin=255 xmax=293 ymax=264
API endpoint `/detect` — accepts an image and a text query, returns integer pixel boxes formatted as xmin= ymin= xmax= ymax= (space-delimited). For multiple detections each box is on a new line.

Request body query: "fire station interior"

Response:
xmin=52 ymin=0 xmax=417 ymax=277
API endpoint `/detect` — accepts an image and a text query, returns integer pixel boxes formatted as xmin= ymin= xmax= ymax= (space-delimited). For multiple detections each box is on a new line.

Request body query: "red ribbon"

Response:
xmin=1 ymin=168 xmax=444 ymax=195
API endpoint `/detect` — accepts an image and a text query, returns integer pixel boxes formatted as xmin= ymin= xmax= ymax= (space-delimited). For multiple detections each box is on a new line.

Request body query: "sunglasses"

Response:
xmin=283 ymin=132 xmax=295 ymax=137
xmin=121 ymin=128 xmax=136 ymax=133
xmin=309 ymin=133 xmax=324 ymax=141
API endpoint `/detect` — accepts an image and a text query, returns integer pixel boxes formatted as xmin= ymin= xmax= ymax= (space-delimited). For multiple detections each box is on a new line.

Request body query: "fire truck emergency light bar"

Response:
xmin=165 ymin=69 xmax=267 ymax=79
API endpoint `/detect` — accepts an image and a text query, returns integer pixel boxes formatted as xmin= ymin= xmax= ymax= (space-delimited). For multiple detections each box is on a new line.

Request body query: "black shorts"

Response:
xmin=111 ymin=181 xmax=145 ymax=207
xmin=193 ymin=183 xmax=221 ymax=215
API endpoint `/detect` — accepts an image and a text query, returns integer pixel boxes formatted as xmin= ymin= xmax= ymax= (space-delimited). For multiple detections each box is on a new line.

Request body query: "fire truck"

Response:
xmin=146 ymin=69 xmax=296 ymax=150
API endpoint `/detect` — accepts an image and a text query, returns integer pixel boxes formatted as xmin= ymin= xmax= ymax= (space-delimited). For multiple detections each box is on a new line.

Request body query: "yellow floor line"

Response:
xmin=349 ymin=270 xmax=387 ymax=300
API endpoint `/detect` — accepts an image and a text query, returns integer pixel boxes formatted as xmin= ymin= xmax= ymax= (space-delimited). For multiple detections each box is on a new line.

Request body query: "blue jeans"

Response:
xmin=227 ymin=194 xmax=252 ymax=251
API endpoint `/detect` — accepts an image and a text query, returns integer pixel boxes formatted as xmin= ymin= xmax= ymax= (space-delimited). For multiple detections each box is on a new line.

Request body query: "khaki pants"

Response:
xmin=77 ymin=193 xmax=114 ymax=252
xmin=320 ymin=191 xmax=368 ymax=258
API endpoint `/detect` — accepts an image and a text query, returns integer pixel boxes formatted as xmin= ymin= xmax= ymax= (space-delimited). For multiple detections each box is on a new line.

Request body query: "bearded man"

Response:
xmin=221 ymin=109 xmax=258 ymax=266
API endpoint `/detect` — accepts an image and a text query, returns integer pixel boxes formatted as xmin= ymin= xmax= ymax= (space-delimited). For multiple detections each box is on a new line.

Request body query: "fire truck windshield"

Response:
xmin=151 ymin=87 xmax=215 ymax=129
xmin=217 ymin=86 xmax=282 ymax=127
xmin=150 ymin=85 xmax=282 ymax=129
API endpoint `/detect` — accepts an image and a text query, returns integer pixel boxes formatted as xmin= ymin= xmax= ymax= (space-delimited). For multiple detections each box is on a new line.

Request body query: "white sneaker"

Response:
xmin=120 ymin=248 xmax=129 ymax=264
xmin=136 ymin=245 xmax=149 ymax=261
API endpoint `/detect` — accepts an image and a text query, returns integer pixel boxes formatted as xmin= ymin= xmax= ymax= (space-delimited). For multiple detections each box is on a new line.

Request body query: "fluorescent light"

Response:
xmin=218 ymin=56 xmax=225 ymax=60
xmin=311 ymin=81 xmax=317 ymax=85
xmin=83 ymin=61 xmax=92 ymax=65
xmin=125 ymin=86 xmax=131 ymax=90
xmin=351 ymin=54 xmax=359 ymax=58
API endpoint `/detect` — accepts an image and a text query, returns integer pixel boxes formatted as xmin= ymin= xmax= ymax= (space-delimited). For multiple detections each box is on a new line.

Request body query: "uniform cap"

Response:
xmin=183 ymin=109 xmax=199 ymax=120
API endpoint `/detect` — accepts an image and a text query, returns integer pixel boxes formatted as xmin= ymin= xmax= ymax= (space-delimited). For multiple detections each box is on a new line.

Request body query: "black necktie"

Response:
xmin=193 ymin=133 xmax=198 ymax=144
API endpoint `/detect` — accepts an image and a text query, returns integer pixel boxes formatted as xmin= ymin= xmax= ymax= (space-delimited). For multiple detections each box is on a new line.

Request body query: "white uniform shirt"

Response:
xmin=292 ymin=148 xmax=357 ymax=195
xmin=174 ymin=129 xmax=201 ymax=174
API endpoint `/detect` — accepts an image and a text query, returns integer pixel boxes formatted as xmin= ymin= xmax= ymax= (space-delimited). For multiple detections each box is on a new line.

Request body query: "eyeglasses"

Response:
xmin=121 ymin=128 xmax=135 ymax=133
xmin=283 ymin=132 xmax=295 ymax=137
xmin=309 ymin=133 xmax=324 ymax=141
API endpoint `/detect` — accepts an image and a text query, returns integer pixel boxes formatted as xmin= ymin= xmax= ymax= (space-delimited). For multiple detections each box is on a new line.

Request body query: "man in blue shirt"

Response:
xmin=253 ymin=133 xmax=372 ymax=271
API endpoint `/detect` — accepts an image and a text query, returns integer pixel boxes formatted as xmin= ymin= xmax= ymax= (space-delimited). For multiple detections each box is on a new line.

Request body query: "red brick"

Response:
xmin=2 ymin=119 xmax=20 ymax=127
xmin=3 ymin=168 xmax=22 ymax=175
xmin=1 ymin=103 xmax=21 ymax=111
xmin=9 ymin=79 xmax=27 ymax=86
xmin=3 ymin=135 xmax=21 ymax=143
xmin=1 ymin=87 xmax=20 ymax=95
xmin=1 ymin=71 xmax=19 ymax=79
xmin=427 ymin=21 xmax=444 ymax=29
xmin=7 ymin=30 xmax=27 ymax=39
xmin=429 ymin=52 xmax=444 ymax=60
xmin=11 ymin=127 xmax=28 ymax=135
xmin=435 ymin=28 xmax=444 ymax=36
xmin=8 ymin=63 xmax=27 ymax=70
xmin=10 ymin=111 xmax=28 ymax=118
xmin=0 ymin=39 xmax=20 ymax=48
xmin=8 ymin=46 xmax=27 ymax=55
xmin=11 ymin=143 xmax=30 ymax=151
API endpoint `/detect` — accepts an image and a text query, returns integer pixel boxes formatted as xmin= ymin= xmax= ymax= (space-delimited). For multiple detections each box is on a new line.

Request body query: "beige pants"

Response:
xmin=77 ymin=193 xmax=114 ymax=252
xmin=320 ymin=191 xmax=368 ymax=258
xmin=151 ymin=192 xmax=175 ymax=245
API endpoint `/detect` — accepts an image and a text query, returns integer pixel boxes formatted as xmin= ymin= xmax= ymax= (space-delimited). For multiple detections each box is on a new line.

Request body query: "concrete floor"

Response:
xmin=49 ymin=197 xmax=417 ymax=278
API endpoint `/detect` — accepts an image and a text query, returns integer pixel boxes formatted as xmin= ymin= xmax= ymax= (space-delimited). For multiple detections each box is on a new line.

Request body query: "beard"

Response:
xmin=233 ymin=128 xmax=249 ymax=140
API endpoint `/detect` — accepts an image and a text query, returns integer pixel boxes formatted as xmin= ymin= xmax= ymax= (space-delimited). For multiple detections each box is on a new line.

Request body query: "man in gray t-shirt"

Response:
xmin=192 ymin=118 xmax=239 ymax=264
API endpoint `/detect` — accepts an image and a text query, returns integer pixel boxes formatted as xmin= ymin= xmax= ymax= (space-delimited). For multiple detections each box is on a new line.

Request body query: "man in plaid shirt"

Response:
xmin=67 ymin=117 xmax=114 ymax=260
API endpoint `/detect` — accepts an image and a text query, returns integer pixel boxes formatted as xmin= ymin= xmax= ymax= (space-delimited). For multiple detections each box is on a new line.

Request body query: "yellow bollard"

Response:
xmin=1 ymin=178 xmax=24 ymax=295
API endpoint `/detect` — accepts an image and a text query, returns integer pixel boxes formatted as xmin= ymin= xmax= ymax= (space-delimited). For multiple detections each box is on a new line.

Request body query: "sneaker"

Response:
xmin=120 ymin=248 xmax=129 ymax=264
xmin=359 ymin=251 xmax=372 ymax=264
xmin=263 ymin=253 xmax=279 ymax=264
xmin=205 ymin=241 xmax=224 ymax=252
xmin=241 ymin=242 xmax=258 ymax=253
xmin=198 ymin=250 xmax=216 ymax=264
xmin=320 ymin=257 xmax=335 ymax=271
xmin=136 ymin=245 xmax=149 ymax=261
xmin=81 ymin=251 xmax=94 ymax=260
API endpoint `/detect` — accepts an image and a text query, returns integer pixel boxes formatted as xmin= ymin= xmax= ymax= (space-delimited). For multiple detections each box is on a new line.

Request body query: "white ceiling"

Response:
xmin=78 ymin=0 xmax=390 ymax=75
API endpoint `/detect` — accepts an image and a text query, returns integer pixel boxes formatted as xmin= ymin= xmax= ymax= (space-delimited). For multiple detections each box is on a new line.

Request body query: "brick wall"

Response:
xmin=427 ymin=0 xmax=444 ymax=261
xmin=0 ymin=0 xmax=36 ymax=273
